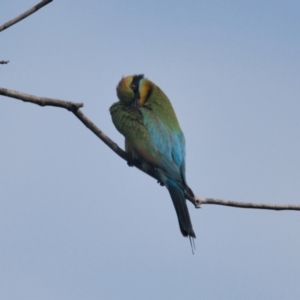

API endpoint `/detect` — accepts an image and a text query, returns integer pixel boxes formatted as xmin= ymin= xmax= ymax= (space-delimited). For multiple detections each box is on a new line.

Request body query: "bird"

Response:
xmin=110 ymin=74 xmax=196 ymax=249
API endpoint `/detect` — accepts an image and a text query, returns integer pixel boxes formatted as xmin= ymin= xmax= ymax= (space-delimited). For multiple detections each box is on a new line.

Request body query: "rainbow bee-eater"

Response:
xmin=110 ymin=74 xmax=196 ymax=245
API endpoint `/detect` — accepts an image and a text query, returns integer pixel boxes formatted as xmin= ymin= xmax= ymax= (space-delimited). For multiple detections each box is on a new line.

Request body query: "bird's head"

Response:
xmin=116 ymin=74 xmax=153 ymax=108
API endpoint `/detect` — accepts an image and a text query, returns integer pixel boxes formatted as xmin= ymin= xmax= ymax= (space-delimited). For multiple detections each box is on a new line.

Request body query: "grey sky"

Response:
xmin=1 ymin=1 xmax=300 ymax=299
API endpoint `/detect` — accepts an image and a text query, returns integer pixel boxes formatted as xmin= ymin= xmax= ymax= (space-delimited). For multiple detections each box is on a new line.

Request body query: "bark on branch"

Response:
xmin=1 ymin=86 xmax=299 ymax=211
xmin=0 ymin=0 xmax=52 ymax=32
xmin=0 ymin=61 xmax=9 ymax=64
xmin=0 ymin=87 xmax=83 ymax=111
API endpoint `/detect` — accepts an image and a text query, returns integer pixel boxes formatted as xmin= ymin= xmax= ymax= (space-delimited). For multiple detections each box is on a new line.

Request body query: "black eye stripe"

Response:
xmin=131 ymin=74 xmax=144 ymax=90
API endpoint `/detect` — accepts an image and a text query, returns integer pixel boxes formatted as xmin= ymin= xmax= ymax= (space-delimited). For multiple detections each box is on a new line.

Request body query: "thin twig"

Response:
xmin=1 ymin=86 xmax=299 ymax=211
xmin=195 ymin=197 xmax=300 ymax=211
xmin=0 ymin=0 xmax=52 ymax=32
xmin=0 ymin=61 xmax=9 ymax=64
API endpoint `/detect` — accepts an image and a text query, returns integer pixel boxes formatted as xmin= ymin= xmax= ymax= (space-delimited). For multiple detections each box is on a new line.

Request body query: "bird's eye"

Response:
xmin=130 ymin=83 xmax=137 ymax=90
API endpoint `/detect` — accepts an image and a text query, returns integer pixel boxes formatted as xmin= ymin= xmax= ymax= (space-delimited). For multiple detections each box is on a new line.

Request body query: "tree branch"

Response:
xmin=197 ymin=197 xmax=300 ymax=211
xmin=0 ymin=0 xmax=52 ymax=32
xmin=0 ymin=61 xmax=9 ymax=64
xmin=1 ymin=86 xmax=299 ymax=211
xmin=0 ymin=87 xmax=83 ymax=111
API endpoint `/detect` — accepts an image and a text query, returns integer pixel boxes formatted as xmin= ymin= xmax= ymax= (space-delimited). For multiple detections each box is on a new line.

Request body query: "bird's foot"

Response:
xmin=127 ymin=159 xmax=141 ymax=167
xmin=157 ymin=180 xmax=164 ymax=186
xmin=127 ymin=161 xmax=134 ymax=167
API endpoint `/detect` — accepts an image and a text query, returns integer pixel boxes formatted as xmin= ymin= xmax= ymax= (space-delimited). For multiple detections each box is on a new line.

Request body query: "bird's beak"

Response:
xmin=132 ymin=92 xmax=139 ymax=108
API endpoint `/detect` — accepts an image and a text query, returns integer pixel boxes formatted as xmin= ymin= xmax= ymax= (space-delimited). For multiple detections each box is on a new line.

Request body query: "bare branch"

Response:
xmin=0 ymin=0 xmax=52 ymax=32
xmin=73 ymin=109 xmax=129 ymax=161
xmin=195 ymin=197 xmax=300 ymax=211
xmin=0 ymin=87 xmax=83 ymax=111
xmin=1 ymin=86 xmax=299 ymax=211
xmin=0 ymin=61 xmax=9 ymax=64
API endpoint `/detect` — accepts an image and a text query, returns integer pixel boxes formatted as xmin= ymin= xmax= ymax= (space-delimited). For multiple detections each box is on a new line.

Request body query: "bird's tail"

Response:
xmin=166 ymin=179 xmax=196 ymax=242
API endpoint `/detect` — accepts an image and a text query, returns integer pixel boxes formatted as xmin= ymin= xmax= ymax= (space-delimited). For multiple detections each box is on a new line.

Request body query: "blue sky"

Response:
xmin=1 ymin=1 xmax=300 ymax=299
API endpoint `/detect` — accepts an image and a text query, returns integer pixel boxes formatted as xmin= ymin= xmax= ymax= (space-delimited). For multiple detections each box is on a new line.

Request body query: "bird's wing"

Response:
xmin=110 ymin=102 xmax=158 ymax=165
xmin=110 ymin=102 xmax=146 ymax=139
xmin=140 ymin=107 xmax=185 ymax=184
xmin=110 ymin=103 xmax=186 ymax=185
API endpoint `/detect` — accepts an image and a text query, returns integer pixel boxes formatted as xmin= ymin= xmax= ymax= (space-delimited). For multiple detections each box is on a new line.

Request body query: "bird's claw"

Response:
xmin=127 ymin=161 xmax=134 ymax=167
xmin=157 ymin=180 xmax=164 ymax=186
